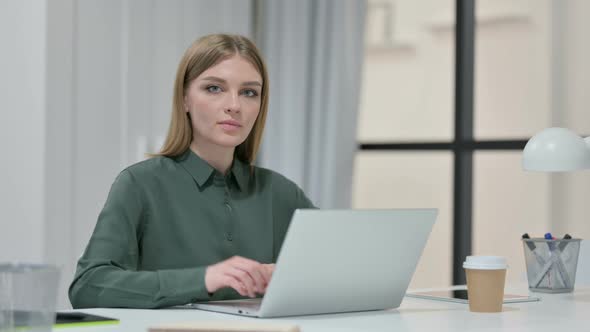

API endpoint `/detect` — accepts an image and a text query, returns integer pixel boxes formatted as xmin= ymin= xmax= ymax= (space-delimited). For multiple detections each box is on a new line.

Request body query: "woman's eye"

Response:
xmin=206 ymin=85 xmax=222 ymax=93
xmin=242 ymin=89 xmax=259 ymax=97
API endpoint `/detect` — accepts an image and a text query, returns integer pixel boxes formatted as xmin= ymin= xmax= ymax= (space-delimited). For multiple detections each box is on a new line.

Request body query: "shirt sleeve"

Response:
xmin=68 ymin=169 xmax=211 ymax=309
xmin=294 ymin=183 xmax=316 ymax=209
xmin=269 ymin=172 xmax=318 ymax=260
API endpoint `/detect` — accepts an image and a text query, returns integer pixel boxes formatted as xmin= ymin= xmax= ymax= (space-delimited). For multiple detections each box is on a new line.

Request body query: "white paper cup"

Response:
xmin=463 ymin=256 xmax=507 ymax=313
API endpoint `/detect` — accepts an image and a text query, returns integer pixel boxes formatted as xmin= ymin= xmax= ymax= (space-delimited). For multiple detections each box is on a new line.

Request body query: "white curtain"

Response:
xmin=256 ymin=0 xmax=367 ymax=208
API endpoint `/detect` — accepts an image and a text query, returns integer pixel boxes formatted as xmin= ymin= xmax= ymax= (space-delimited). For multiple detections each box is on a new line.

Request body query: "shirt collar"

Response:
xmin=231 ymin=157 xmax=250 ymax=191
xmin=176 ymin=149 xmax=249 ymax=191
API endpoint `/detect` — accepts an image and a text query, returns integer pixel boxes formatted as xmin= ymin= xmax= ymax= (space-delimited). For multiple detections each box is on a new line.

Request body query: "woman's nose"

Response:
xmin=224 ymin=93 xmax=241 ymax=113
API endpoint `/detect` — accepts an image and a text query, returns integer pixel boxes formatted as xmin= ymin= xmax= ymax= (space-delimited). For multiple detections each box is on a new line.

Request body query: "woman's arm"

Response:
xmin=294 ymin=184 xmax=316 ymax=209
xmin=68 ymin=170 xmax=210 ymax=309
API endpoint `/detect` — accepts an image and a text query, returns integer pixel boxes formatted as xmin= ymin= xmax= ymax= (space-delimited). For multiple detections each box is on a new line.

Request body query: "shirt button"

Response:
xmin=225 ymin=232 xmax=233 ymax=241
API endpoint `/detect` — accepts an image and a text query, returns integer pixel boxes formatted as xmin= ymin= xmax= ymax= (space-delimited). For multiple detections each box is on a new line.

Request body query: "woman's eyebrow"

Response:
xmin=200 ymin=76 xmax=226 ymax=83
xmin=201 ymin=76 xmax=262 ymax=87
xmin=242 ymin=81 xmax=262 ymax=87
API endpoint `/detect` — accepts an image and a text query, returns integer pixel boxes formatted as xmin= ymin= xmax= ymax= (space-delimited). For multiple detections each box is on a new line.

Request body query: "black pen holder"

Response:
xmin=522 ymin=238 xmax=582 ymax=293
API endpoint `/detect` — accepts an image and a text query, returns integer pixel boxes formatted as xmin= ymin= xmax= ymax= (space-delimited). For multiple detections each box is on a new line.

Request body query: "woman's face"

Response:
xmin=184 ymin=55 xmax=262 ymax=149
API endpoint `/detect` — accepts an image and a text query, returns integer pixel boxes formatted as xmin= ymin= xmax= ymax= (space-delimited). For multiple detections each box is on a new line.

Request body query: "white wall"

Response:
xmin=1 ymin=0 xmax=253 ymax=309
xmin=0 ymin=0 xmax=47 ymax=263
xmin=550 ymin=0 xmax=590 ymax=241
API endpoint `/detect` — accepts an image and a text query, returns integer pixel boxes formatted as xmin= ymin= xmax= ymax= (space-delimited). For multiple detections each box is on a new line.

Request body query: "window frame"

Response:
xmin=357 ymin=0 xmax=529 ymax=285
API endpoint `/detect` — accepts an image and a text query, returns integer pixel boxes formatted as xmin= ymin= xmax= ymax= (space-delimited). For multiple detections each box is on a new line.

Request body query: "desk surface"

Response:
xmin=64 ymin=285 xmax=590 ymax=332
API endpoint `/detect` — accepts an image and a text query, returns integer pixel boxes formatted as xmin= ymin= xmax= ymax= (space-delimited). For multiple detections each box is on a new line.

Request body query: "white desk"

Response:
xmin=64 ymin=285 xmax=590 ymax=332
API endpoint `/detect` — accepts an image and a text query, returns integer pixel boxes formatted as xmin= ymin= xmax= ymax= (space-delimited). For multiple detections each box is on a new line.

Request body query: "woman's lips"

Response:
xmin=219 ymin=120 xmax=241 ymax=131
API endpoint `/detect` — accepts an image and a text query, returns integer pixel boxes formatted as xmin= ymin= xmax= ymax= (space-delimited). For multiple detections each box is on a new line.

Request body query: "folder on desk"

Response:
xmin=54 ymin=312 xmax=119 ymax=328
xmin=10 ymin=311 xmax=118 ymax=329
xmin=406 ymin=289 xmax=540 ymax=304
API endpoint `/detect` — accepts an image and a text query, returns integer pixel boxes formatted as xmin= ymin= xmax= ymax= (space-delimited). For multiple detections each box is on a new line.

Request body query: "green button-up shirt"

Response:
xmin=69 ymin=149 xmax=314 ymax=309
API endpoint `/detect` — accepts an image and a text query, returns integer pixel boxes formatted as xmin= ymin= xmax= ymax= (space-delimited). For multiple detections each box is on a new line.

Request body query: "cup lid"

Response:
xmin=463 ymin=256 xmax=508 ymax=270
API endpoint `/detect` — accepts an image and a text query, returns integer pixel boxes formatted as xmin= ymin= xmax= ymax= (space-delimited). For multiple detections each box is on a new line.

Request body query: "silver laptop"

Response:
xmin=182 ymin=208 xmax=437 ymax=318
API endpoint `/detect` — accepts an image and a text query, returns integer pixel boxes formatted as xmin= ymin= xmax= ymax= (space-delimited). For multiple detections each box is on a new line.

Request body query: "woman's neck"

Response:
xmin=189 ymin=141 xmax=234 ymax=175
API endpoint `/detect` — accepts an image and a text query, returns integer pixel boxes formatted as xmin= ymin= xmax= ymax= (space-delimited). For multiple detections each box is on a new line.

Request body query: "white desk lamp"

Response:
xmin=521 ymin=127 xmax=589 ymax=290
xmin=523 ymin=127 xmax=590 ymax=172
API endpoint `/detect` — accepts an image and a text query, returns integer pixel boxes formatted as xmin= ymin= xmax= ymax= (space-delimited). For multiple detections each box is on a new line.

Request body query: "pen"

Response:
xmin=555 ymin=234 xmax=573 ymax=288
xmin=544 ymin=233 xmax=558 ymax=288
xmin=522 ymin=233 xmax=536 ymax=251
xmin=522 ymin=233 xmax=545 ymax=265
xmin=522 ymin=233 xmax=554 ymax=288
xmin=544 ymin=233 xmax=556 ymax=250
xmin=558 ymin=233 xmax=572 ymax=251
xmin=523 ymin=233 xmax=554 ymax=288
xmin=543 ymin=232 xmax=570 ymax=288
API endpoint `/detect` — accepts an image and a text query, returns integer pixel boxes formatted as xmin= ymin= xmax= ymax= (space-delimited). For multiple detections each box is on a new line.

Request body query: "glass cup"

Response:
xmin=0 ymin=263 xmax=60 ymax=332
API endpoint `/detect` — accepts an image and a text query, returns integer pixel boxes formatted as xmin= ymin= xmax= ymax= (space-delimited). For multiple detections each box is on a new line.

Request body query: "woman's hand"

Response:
xmin=205 ymin=256 xmax=275 ymax=298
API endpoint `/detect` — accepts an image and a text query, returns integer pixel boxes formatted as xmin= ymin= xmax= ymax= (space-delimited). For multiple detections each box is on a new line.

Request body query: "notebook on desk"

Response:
xmin=179 ymin=208 xmax=437 ymax=318
xmin=406 ymin=288 xmax=540 ymax=304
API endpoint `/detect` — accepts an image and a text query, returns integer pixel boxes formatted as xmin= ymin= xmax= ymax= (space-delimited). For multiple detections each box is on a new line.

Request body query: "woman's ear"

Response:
xmin=183 ymin=95 xmax=189 ymax=113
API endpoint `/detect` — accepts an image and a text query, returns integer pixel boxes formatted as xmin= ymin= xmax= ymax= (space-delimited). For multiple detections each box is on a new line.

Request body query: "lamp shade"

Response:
xmin=523 ymin=127 xmax=590 ymax=172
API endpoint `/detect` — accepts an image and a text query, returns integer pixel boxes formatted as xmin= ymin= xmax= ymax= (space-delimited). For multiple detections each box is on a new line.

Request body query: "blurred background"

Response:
xmin=1 ymin=0 xmax=589 ymax=309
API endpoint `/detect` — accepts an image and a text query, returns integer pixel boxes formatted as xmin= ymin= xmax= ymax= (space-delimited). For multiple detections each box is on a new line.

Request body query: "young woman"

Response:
xmin=69 ymin=34 xmax=315 ymax=309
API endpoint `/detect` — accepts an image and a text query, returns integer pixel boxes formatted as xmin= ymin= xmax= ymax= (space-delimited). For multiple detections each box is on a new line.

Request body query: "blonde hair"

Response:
xmin=154 ymin=34 xmax=269 ymax=164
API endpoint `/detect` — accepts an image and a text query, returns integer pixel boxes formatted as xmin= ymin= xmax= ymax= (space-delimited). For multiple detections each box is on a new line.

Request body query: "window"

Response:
xmin=355 ymin=0 xmax=590 ymax=287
